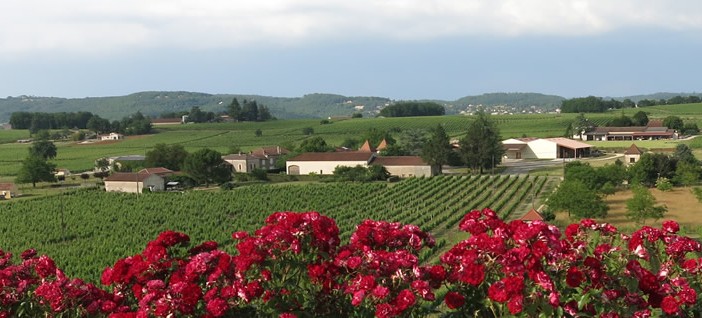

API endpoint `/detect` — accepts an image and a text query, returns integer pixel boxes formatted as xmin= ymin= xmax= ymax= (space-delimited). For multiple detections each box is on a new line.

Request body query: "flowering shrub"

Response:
xmin=1 ymin=209 xmax=701 ymax=317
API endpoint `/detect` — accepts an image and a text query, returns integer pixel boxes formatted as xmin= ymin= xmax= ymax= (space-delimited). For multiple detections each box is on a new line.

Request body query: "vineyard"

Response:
xmin=0 ymin=175 xmax=552 ymax=282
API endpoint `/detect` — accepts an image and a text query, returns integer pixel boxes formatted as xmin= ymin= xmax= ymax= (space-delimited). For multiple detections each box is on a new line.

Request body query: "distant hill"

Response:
xmin=617 ymin=92 xmax=702 ymax=103
xmin=453 ymin=92 xmax=565 ymax=110
xmin=1 ymin=91 xmax=699 ymax=124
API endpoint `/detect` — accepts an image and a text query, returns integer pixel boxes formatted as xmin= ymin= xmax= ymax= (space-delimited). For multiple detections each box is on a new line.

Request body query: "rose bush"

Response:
xmin=1 ymin=209 xmax=701 ymax=317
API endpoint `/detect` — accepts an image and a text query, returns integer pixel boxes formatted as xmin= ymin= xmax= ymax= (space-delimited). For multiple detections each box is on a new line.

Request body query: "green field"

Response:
xmin=0 ymin=175 xmax=551 ymax=282
xmin=0 ymin=113 xmax=602 ymax=176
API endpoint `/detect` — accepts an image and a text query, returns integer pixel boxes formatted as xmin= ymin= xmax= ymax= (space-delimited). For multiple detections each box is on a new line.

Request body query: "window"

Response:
xmin=630 ymin=158 xmax=636 ymax=163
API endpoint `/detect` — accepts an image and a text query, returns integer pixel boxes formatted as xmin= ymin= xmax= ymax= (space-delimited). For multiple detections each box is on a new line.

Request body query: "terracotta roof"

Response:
xmin=0 ymin=183 xmax=17 ymax=191
xmin=545 ymin=137 xmax=592 ymax=149
xmin=104 ymin=172 xmax=160 ymax=182
xmin=372 ymin=156 xmax=428 ymax=166
xmin=624 ymin=144 xmax=643 ymax=155
xmin=359 ymin=140 xmax=375 ymax=152
xmin=251 ymin=146 xmax=290 ymax=157
xmin=376 ymin=139 xmax=388 ymax=151
xmin=647 ymin=120 xmax=663 ymax=127
xmin=287 ymin=152 xmax=373 ymax=162
xmin=138 ymin=167 xmax=174 ymax=176
xmin=519 ymin=209 xmax=544 ymax=221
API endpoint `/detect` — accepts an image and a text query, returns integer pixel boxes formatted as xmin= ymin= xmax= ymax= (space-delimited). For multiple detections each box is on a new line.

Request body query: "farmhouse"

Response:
xmin=0 ymin=183 xmax=18 ymax=199
xmin=519 ymin=209 xmax=545 ymax=221
xmin=286 ymin=152 xmax=435 ymax=177
xmin=223 ymin=146 xmax=290 ymax=173
xmin=581 ymin=125 xmax=677 ymax=141
xmin=624 ymin=144 xmax=644 ymax=165
xmin=100 ymin=133 xmax=124 ymax=141
xmin=104 ymin=171 xmax=166 ymax=193
xmin=502 ymin=137 xmax=592 ymax=159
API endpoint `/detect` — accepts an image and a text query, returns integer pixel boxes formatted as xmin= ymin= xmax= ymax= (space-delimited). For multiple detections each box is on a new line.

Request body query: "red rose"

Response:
xmin=444 ymin=291 xmax=465 ymax=309
xmin=661 ymin=295 xmax=679 ymax=315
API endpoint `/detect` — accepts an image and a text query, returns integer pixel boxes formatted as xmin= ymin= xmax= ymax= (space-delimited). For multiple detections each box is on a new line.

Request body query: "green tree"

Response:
xmin=95 ymin=158 xmax=110 ymax=173
xmin=547 ymin=180 xmax=608 ymax=219
xmin=360 ymin=128 xmax=396 ymax=148
xmin=16 ymin=156 xmax=56 ymax=188
xmin=673 ymin=144 xmax=698 ymax=165
xmin=422 ymin=124 xmax=452 ymax=174
xmin=228 ymin=98 xmax=243 ymax=121
xmin=397 ymin=129 xmax=428 ymax=156
xmin=183 ymin=148 xmax=231 ymax=187
xmin=302 ymin=127 xmax=314 ymax=135
xmin=674 ymin=161 xmax=701 ymax=186
xmin=30 ymin=139 xmax=57 ymax=160
xmin=298 ymin=136 xmax=331 ymax=152
xmin=631 ymin=111 xmax=649 ymax=126
xmin=458 ymin=110 xmax=504 ymax=174
xmin=145 ymin=144 xmax=189 ymax=171
xmin=572 ymin=113 xmax=595 ymax=140
xmin=255 ymin=129 xmax=262 ymax=137
xmin=626 ymin=185 xmax=667 ymax=224
xmin=663 ymin=116 xmax=684 ymax=130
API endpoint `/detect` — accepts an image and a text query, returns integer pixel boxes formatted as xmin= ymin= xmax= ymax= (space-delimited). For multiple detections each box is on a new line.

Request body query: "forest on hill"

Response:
xmin=0 ymin=91 xmax=566 ymax=123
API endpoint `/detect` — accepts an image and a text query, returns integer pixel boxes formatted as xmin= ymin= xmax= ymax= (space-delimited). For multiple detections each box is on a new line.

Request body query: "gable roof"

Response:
xmin=138 ymin=167 xmax=174 ymax=176
xmin=251 ymin=146 xmax=290 ymax=157
xmin=376 ymin=139 xmax=388 ymax=151
xmin=287 ymin=152 xmax=373 ymax=162
xmin=104 ymin=172 xmax=162 ymax=182
xmin=545 ymin=137 xmax=592 ymax=149
xmin=519 ymin=209 xmax=544 ymax=221
xmin=0 ymin=183 xmax=17 ymax=191
xmin=624 ymin=144 xmax=643 ymax=155
xmin=372 ymin=156 xmax=428 ymax=166
xmin=359 ymin=140 xmax=375 ymax=152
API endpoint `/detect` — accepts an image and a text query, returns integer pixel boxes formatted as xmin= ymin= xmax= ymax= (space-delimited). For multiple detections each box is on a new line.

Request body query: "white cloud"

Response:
xmin=1 ymin=0 xmax=701 ymax=58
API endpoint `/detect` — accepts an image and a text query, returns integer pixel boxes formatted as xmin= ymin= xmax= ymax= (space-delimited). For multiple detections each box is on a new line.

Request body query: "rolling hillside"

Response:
xmin=0 ymin=91 xmax=567 ymax=123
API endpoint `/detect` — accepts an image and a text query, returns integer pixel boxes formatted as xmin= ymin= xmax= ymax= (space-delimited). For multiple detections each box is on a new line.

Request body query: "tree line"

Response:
xmin=378 ymin=101 xmax=445 ymax=117
xmin=10 ymin=111 xmax=152 ymax=136
xmin=227 ymin=98 xmax=273 ymax=122
xmin=561 ymin=95 xmax=702 ymax=113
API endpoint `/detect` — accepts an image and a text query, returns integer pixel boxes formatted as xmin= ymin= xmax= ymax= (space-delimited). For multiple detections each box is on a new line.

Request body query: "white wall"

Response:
xmin=526 ymin=139 xmax=557 ymax=159
xmin=287 ymin=160 xmax=369 ymax=175
xmin=384 ymin=165 xmax=433 ymax=177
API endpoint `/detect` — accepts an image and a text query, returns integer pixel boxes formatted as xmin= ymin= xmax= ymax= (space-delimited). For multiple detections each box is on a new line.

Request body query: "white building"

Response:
xmin=286 ymin=152 xmax=435 ymax=177
xmin=503 ymin=138 xmax=592 ymax=159
xmin=100 ymin=133 xmax=124 ymax=141
xmin=104 ymin=172 xmax=165 ymax=193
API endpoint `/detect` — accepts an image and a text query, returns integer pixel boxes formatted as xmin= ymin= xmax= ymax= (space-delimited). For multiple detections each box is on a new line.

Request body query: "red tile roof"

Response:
xmin=0 ymin=183 xmax=17 ymax=191
xmin=251 ymin=146 xmax=290 ymax=157
xmin=519 ymin=209 xmax=544 ymax=221
xmin=359 ymin=140 xmax=374 ymax=152
xmin=104 ymin=172 xmax=160 ymax=182
xmin=372 ymin=156 xmax=428 ymax=166
xmin=287 ymin=152 xmax=373 ymax=162
xmin=624 ymin=144 xmax=643 ymax=155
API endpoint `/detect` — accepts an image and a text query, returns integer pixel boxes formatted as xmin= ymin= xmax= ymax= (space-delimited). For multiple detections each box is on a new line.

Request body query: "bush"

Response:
xmin=656 ymin=177 xmax=673 ymax=191
xmin=2 ymin=210 xmax=701 ymax=317
xmin=302 ymin=127 xmax=314 ymax=135
xmin=250 ymin=168 xmax=269 ymax=181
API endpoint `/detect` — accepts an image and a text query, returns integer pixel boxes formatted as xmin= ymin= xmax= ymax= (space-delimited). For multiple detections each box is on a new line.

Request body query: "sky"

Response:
xmin=1 ymin=0 xmax=701 ymax=101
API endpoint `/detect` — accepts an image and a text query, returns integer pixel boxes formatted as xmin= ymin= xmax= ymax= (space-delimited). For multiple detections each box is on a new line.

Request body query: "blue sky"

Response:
xmin=1 ymin=1 xmax=700 ymax=100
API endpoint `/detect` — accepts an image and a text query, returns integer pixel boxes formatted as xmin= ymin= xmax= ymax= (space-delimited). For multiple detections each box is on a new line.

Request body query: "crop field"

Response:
xmin=1 ymin=107 xmax=699 ymax=175
xmin=0 ymin=113 xmax=618 ymax=176
xmin=0 ymin=175 xmax=549 ymax=282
